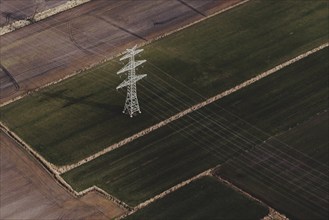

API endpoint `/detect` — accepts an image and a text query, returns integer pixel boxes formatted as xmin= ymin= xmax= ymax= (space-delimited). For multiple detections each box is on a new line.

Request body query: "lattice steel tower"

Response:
xmin=116 ymin=45 xmax=147 ymax=117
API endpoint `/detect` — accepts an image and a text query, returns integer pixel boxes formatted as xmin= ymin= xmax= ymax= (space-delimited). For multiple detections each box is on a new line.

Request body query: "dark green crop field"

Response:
xmin=62 ymin=48 xmax=328 ymax=207
xmin=1 ymin=0 xmax=328 ymax=166
xmin=217 ymin=112 xmax=329 ymax=220
xmin=278 ymin=111 xmax=328 ymax=165
xmin=125 ymin=176 xmax=269 ymax=220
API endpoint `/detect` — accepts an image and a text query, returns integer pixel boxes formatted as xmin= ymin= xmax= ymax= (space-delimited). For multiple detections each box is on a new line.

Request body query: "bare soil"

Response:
xmin=0 ymin=0 xmax=242 ymax=103
xmin=0 ymin=0 xmax=67 ymax=26
xmin=0 ymin=130 xmax=126 ymax=219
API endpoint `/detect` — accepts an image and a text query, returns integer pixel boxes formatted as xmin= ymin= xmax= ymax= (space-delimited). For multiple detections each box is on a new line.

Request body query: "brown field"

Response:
xmin=0 ymin=130 xmax=126 ymax=219
xmin=0 ymin=0 xmax=241 ymax=103
xmin=0 ymin=0 xmax=67 ymax=26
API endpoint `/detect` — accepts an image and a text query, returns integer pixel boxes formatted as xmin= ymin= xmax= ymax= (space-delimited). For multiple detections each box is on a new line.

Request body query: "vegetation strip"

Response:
xmin=59 ymin=43 xmax=329 ymax=174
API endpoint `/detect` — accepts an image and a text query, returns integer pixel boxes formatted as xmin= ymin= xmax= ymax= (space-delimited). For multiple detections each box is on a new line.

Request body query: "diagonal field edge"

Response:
xmin=58 ymin=42 xmax=329 ymax=174
xmin=118 ymin=168 xmax=214 ymax=219
xmin=0 ymin=0 xmax=248 ymax=107
xmin=0 ymin=44 xmax=326 ymax=219
xmin=0 ymin=126 xmax=131 ymax=212
xmin=0 ymin=0 xmax=91 ymax=36
xmin=118 ymin=166 xmax=287 ymax=220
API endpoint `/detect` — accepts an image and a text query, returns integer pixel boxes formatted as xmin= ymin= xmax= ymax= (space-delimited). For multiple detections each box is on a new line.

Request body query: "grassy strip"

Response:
xmin=1 ymin=0 xmax=328 ymax=165
xmin=62 ymin=48 xmax=328 ymax=206
xmin=125 ymin=176 xmax=269 ymax=220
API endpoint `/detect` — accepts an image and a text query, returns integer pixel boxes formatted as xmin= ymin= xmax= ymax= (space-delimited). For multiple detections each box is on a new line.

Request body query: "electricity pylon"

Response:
xmin=116 ymin=45 xmax=147 ymax=117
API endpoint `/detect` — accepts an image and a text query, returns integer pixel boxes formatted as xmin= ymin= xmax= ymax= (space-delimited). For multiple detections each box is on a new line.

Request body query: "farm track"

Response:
xmin=58 ymin=42 xmax=329 ymax=174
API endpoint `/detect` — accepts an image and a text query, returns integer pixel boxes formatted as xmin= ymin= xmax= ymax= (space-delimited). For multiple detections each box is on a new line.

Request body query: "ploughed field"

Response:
xmin=0 ymin=0 xmax=232 ymax=101
xmin=1 ymin=0 xmax=328 ymax=166
xmin=62 ymin=48 xmax=328 ymax=209
xmin=0 ymin=131 xmax=125 ymax=220
xmin=126 ymin=177 xmax=269 ymax=220
xmin=0 ymin=0 xmax=67 ymax=26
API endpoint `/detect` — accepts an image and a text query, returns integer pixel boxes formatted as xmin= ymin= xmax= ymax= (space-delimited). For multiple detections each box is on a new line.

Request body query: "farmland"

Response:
xmin=0 ymin=0 xmax=67 ymax=27
xmin=217 ymin=111 xmax=328 ymax=220
xmin=126 ymin=177 xmax=269 ymax=220
xmin=0 ymin=130 xmax=125 ymax=219
xmin=0 ymin=0 xmax=239 ymax=102
xmin=1 ymin=0 xmax=328 ymax=166
xmin=62 ymin=47 xmax=328 ymax=208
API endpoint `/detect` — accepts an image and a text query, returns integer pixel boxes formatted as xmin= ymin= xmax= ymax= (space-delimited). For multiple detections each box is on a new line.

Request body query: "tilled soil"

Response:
xmin=0 ymin=130 xmax=126 ymax=219
xmin=0 ymin=0 xmax=242 ymax=103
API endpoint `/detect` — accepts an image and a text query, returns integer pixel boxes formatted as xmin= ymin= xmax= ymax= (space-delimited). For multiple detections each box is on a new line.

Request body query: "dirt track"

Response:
xmin=0 ymin=0 xmax=242 ymax=103
xmin=0 ymin=131 xmax=126 ymax=219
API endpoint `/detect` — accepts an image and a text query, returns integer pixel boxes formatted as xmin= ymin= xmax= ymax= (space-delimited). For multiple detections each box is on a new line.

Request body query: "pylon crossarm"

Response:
xmin=119 ymin=48 xmax=144 ymax=61
xmin=117 ymin=60 xmax=146 ymax=74
xmin=134 ymin=60 xmax=146 ymax=68
xmin=117 ymin=63 xmax=132 ymax=74
xmin=116 ymin=74 xmax=147 ymax=89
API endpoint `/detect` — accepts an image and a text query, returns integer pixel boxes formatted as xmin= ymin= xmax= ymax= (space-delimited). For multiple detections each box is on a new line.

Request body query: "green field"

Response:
xmin=278 ymin=112 xmax=328 ymax=165
xmin=1 ymin=0 xmax=328 ymax=165
xmin=217 ymin=112 xmax=328 ymax=220
xmin=62 ymin=48 xmax=328 ymax=207
xmin=125 ymin=176 xmax=269 ymax=220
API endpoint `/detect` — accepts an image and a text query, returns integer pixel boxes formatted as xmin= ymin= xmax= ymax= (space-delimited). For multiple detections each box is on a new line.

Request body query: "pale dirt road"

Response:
xmin=0 ymin=130 xmax=126 ymax=220
xmin=0 ymin=0 xmax=242 ymax=103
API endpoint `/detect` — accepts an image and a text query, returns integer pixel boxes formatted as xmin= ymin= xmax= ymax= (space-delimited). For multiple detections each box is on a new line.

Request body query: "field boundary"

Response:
xmin=0 ymin=124 xmax=130 ymax=213
xmin=139 ymin=0 xmax=249 ymax=46
xmin=0 ymin=122 xmax=60 ymax=174
xmin=0 ymin=120 xmax=288 ymax=220
xmin=117 ymin=165 xmax=288 ymax=220
xmin=0 ymin=126 xmax=286 ymax=220
xmin=0 ymin=0 xmax=91 ymax=36
xmin=3 ymin=103 xmax=325 ymax=219
xmin=0 ymin=0 xmax=249 ymax=107
xmin=58 ymin=42 xmax=329 ymax=174
xmin=214 ymin=175 xmax=289 ymax=220
xmin=117 ymin=168 xmax=214 ymax=219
